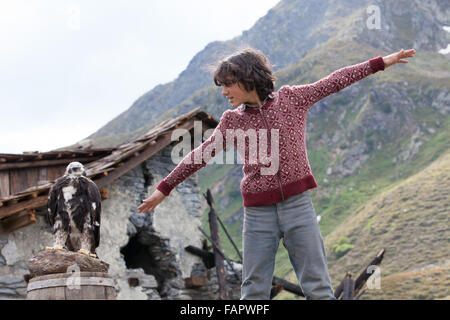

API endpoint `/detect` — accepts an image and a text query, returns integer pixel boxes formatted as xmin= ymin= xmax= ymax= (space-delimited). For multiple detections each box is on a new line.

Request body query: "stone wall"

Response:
xmin=0 ymin=144 xmax=241 ymax=300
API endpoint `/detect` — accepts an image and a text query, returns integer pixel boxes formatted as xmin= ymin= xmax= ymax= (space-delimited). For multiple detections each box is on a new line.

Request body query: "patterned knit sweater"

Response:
xmin=157 ymin=56 xmax=385 ymax=206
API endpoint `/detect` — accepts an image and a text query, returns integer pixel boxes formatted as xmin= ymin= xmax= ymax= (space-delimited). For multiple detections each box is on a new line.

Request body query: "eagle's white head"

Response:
xmin=65 ymin=162 xmax=86 ymax=177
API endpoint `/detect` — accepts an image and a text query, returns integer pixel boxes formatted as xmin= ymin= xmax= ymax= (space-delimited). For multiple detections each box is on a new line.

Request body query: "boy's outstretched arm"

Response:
xmin=289 ymin=48 xmax=416 ymax=109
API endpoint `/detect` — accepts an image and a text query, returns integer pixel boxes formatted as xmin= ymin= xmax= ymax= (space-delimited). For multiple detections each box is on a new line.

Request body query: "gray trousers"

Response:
xmin=241 ymin=191 xmax=336 ymax=300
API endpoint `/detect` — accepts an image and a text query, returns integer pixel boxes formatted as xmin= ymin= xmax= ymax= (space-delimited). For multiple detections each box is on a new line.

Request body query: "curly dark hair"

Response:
xmin=213 ymin=48 xmax=277 ymax=101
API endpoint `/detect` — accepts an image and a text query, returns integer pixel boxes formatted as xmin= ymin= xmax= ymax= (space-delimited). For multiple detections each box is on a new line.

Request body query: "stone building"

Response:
xmin=0 ymin=108 xmax=241 ymax=300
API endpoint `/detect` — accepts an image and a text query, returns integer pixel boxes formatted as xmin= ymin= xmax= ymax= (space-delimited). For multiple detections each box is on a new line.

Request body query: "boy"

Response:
xmin=138 ymin=47 xmax=415 ymax=300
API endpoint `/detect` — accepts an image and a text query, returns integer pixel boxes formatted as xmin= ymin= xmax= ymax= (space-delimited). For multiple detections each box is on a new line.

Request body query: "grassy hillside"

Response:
xmin=275 ymin=149 xmax=450 ymax=299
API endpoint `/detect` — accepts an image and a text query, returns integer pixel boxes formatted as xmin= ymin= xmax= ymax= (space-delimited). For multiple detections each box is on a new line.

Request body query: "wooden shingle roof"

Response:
xmin=0 ymin=107 xmax=218 ymax=231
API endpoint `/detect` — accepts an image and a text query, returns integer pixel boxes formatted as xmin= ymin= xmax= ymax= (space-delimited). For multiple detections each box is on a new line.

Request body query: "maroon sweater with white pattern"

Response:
xmin=157 ymin=56 xmax=385 ymax=206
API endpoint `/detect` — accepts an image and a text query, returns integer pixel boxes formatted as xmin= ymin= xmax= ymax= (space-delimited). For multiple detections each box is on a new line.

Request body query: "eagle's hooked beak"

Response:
xmin=73 ymin=167 xmax=85 ymax=176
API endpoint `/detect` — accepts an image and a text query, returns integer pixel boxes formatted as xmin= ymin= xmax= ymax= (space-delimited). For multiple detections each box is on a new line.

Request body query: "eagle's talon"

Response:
xmin=77 ymin=249 xmax=90 ymax=256
xmin=46 ymin=246 xmax=66 ymax=251
xmin=89 ymin=253 xmax=97 ymax=258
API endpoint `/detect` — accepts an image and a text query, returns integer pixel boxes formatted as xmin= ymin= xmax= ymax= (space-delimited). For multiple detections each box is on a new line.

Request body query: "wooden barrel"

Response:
xmin=27 ymin=272 xmax=116 ymax=300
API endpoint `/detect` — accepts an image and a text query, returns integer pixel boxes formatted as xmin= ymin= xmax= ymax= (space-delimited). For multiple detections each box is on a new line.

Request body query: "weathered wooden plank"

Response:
xmin=28 ymin=276 xmax=114 ymax=290
xmin=7 ymin=168 xmax=40 ymax=195
xmin=185 ymin=275 xmax=209 ymax=288
xmin=38 ymin=167 xmax=47 ymax=184
xmin=342 ymin=272 xmax=355 ymax=300
xmin=46 ymin=166 xmax=66 ymax=182
xmin=26 ymin=168 xmax=40 ymax=190
xmin=105 ymin=286 xmax=116 ymax=300
xmin=0 ymin=157 xmax=102 ymax=170
xmin=206 ymin=189 xmax=229 ymax=300
xmin=270 ymin=284 xmax=284 ymax=299
xmin=0 ymin=170 xmax=10 ymax=198
xmin=65 ymin=287 xmax=83 ymax=300
xmin=333 ymin=278 xmax=344 ymax=299
xmin=1 ymin=209 xmax=36 ymax=232
xmin=185 ymin=245 xmax=215 ymax=269
xmin=272 ymin=276 xmax=304 ymax=297
xmin=48 ymin=286 xmax=66 ymax=300
xmin=9 ymin=168 xmax=30 ymax=195
xmin=28 ymin=272 xmax=115 ymax=300
xmin=353 ymin=248 xmax=386 ymax=296
xmin=0 ymin=195 xmax=47 ymax=219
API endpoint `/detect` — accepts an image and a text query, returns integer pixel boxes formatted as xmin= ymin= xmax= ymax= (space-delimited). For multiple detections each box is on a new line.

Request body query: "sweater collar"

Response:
xmin=240 ymin=93 xmax=275 ymax=112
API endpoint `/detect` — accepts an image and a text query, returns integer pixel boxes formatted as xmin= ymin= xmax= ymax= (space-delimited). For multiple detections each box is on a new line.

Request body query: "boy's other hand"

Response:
xmin=383 ymin=48 xmax=416 ymax=68
xmin=138 ymin=189 xmax=167 ymax=213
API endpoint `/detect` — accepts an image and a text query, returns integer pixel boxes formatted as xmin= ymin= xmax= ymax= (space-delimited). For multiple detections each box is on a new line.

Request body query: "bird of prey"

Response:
xmin=46 ymin=162 xmax=101 ymax=258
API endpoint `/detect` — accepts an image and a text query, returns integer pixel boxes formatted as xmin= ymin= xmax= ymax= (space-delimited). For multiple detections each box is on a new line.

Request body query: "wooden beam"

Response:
xmin=333 ymin=278 xmax=344 ymax=299
xmin=272 ymin=276 xmax=304 ymax=297
xmin=216 ymin=212 xmax=243 ymax=263
xmin=1 ymin=209 xmax=37 ymax=232
xmin=185 ymin=245 xmax=215 ymax=269
xmin=185 ymin=242 xmax=305 ymax=297
xmin=0 ymin=157 xmax=102 ymax=171
xmin=0 ymin=170 xmax=10 ymax=198
xmin=342 ymin=272 xmax=355 ymax=300
xmin=353 ymin=248 xmax=386 ymax=297
xmin=94 ymin=119 xmax=195 ymax=189
xmin=184 ymin=276 xmax=208 ymax=289
xmin=100 ymin=187 xmax=109 ymax=200
xmin=270 ymin=283 xmax=284 ymax=299
xmin=0 ymin=195 xmax=47 ymax=219
xmin=206 ymin=189 xmax=229 ymax=300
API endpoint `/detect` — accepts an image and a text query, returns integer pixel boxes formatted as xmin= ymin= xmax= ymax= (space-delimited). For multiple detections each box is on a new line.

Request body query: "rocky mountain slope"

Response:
xmin=85 ymin=0 xmax=450 ymax=148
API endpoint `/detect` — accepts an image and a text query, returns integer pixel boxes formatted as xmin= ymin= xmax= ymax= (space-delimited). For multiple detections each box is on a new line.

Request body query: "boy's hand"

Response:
xmin=138 ymin=189 xmax=167 ymax=213
xmin=383 ymin=48 xmax=416 ymax=68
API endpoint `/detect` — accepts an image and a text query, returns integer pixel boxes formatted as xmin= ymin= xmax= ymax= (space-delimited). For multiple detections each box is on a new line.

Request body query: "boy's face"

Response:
xmin=221 ymin=81 xmax=258 ymax=108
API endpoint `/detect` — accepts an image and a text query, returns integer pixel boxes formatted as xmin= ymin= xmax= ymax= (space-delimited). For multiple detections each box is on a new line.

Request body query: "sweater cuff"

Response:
xmin=156 ymin=180 xmax=172 ymax=196
xmin=369 ymin=56 xmax=385 ymax=73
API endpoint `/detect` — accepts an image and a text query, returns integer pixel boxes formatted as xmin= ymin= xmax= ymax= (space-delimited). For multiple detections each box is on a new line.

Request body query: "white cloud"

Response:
xmin=0 ymin=0 xmax=280 ymax=154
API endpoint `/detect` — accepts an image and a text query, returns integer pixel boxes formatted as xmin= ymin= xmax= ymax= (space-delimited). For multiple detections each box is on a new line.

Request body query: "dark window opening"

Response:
xmin=120 ymin=233 xmax=178 ymax=297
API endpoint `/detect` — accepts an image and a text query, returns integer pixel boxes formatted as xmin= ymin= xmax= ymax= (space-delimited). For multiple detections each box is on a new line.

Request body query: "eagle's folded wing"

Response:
xmin=87 ymin=179 xmax=102 ymax=248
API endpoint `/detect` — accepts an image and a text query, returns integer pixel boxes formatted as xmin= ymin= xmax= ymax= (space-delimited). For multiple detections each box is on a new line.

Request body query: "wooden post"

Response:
xmin=216 ymin=213 xmax=243 ymax=263
xmin=196 ymin=229 xmax=241 ymax=284
xmin=272 ymin=276 xmax=304 ymax=297
xmin=185 ymin=243 xmax=305 ymax=297
xmin=204 ymin=190 xmax=228 ymax=300
xmin=353 ymin=248 xmax=386 ymax=297
xmin=334 ymin=248 xmax=386 ymax=300
xmin=185 ymin=245 xmax=215 ymax=269
xmin=342 ymin=272 xmax=355 ymax=300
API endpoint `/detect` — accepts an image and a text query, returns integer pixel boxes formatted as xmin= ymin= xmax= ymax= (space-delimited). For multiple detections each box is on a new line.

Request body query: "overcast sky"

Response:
xmin=0 ymin=0 xmax=280 ymax=154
